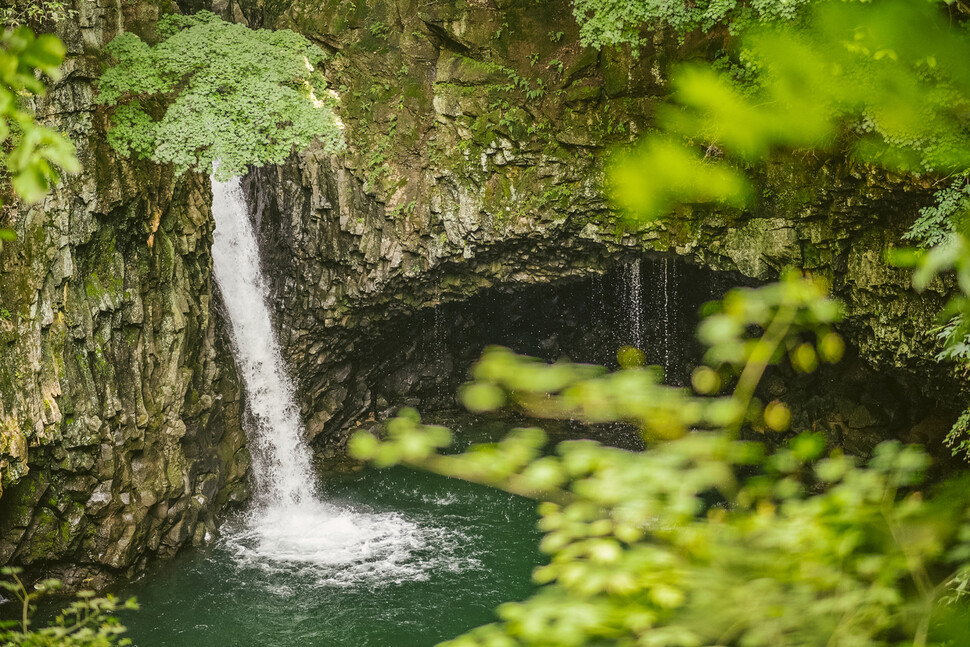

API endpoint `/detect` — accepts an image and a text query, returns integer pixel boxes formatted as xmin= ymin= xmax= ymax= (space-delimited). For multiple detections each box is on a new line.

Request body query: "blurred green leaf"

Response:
xmin=609 ymin=136 xmax=750 ymax=220
xmin=460 ymin=382 xmax=507 ymax=413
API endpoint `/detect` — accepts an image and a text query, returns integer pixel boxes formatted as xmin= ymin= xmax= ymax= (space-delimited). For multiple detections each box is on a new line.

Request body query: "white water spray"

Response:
xmin=211 ymin=175 xmax=469 ymax=584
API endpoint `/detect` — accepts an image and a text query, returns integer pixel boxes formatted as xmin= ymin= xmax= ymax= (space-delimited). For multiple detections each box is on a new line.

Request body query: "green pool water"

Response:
xmin=56 ymin=415 xmax=639 ymax=647
xmin=113 ymin=454 xmax=542 ymax=646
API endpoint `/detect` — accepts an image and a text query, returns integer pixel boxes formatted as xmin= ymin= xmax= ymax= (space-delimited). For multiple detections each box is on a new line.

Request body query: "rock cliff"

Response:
xmin=241 ymin=0 xmax=956 ymax=458
xmin=0 ymin=1 xmax=249 ymax=587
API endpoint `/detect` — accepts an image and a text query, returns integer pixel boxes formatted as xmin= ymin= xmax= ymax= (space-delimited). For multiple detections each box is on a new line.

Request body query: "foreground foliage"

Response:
xmin=354 ymin=1 xmax=970 ymax=645
xmin=353 ymin=275 xmax=970 ymax=646
xmin=0 ymin=568 xmax=136 ymax=647
xmin=0 ymin=26 xmax=78 ymax=206
xmin=610 ymin=0 xmax=970 ymax=221
xmin=602 ymin=0 xmax=970 ymax=452
xmin=98 ymin=12 xmax=345 ymax=180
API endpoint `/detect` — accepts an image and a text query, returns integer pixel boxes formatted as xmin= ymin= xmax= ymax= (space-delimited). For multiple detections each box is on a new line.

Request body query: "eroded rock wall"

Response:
xmin=0 ymin=1 xmax=249 ymax=587
xmin=243 ymin=0 xmax=956 ymax=455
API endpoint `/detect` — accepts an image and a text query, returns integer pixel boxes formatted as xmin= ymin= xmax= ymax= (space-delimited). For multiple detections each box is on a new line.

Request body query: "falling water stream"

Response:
xmin=210 ymin=175 xmax=314 ymax=507
xmin=626 ymin=258 xmax=643 ymax=349
xmin=662 ymin=257 xmax=671 ymax=373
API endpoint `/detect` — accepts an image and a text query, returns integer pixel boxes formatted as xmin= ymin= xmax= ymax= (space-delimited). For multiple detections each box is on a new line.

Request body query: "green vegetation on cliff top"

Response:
xmin=573 ymin=0 xmax=812 ymax=51
xmin=98 ymin=11 xmax=345 ymax=180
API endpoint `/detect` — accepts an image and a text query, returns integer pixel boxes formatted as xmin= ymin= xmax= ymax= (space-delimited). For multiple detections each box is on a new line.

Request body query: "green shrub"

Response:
xmin=97 ymin=12 xmax=345 ymax=180
xmin=353 ymin=275 xmax=970 ymax=647
xmin=351 ymin=2 xmax=970 ymax=643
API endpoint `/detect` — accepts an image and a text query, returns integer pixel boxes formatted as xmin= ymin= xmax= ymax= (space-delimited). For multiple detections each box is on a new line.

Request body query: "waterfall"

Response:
xmin=431 ymin=285 xmax=447 ymax=404
xmin=626 ymin=258 xmax=643 ymax=349
xmin=660 ymin=257 xmax=677 ymax=378
xmin=211 ymin=175 xmax=466 ymax=584
xmin=211 ymin=176 xmax=314 ymax=508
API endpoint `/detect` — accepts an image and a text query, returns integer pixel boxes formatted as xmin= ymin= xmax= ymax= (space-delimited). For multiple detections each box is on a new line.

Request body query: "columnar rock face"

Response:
xmin=246 ymin=152 xmax=627 ymax=457
xmin=241 ymin=0 xmax=956 ymax=458
xmin=244 ymin=1 xmax=683 ymax=452
xmin=0 ymin=1 xmax=249 ymax=587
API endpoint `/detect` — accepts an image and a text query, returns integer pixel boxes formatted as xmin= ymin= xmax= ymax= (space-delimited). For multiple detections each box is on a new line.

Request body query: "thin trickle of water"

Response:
xmin=660 ymin=257 xmax=679 ymax=378
xmin=662 ymin=257 xmax=671 ymax=374
xmin=210 ymin=175 xmax=467 ymax=585
xmin=626 ymin=258 xmax=643 ymax=349
xmin=432 ymin=287 xmax=447 ymax=403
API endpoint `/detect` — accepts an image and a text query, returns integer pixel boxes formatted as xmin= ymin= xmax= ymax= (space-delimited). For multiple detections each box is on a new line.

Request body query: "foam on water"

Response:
xmin=210 ymin=174 xmax=469 ymax=584
xmin=219 ymin=501 xmax=477 ymax=588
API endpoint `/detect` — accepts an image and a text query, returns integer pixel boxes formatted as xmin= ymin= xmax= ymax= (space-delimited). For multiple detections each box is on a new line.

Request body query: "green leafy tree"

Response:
xmin=97 ymin=11 xmax=345 ymax=180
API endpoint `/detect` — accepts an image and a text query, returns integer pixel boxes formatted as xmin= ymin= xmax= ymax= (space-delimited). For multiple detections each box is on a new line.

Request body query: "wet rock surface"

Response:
xmin=243 ymin=0 xmax=957 ymax=459
xmin=0 ymin=0 xmax=249 ymax=588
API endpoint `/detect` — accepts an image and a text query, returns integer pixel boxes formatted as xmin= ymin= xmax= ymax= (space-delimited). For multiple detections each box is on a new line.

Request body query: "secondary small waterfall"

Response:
xmin=659 ymin=257 xmax=679 ymax=379
xmin=662 ymin=257 xmax=671 ymax=373
xmin=211 ymin=175 xmax=468 ymax=584
xmin=625 ymin=258 xmax=643 ymax=349
xmin=432 ymin=286 xmax=449 ymax=404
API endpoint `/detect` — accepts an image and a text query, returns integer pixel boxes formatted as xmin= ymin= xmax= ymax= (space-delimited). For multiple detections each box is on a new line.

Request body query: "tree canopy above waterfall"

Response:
xmin=97 ymin=11 xmax=345 ymax=180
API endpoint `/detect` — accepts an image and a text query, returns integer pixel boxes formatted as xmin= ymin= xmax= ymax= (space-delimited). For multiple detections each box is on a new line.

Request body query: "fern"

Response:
xmin=945 ymin=405 xmax=970 ymax=459
xmin=904 ymin=173 xmax=970 ymax=248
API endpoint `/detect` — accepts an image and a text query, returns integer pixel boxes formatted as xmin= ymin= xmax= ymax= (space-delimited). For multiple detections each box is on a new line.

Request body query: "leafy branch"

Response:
xmin=0 ymin=567 xmax=137 ymax=646
xmin=0 ymin=27 xmax=79 ymax=205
